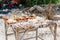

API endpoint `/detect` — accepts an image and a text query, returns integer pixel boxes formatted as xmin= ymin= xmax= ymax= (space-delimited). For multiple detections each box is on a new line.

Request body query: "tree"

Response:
xmin=26 ymin=0 xmax=59 ymax=7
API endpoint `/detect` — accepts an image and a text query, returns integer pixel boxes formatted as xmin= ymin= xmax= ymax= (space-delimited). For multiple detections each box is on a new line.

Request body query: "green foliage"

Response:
xmin=26 ymin=0 xmax=59 ymax=7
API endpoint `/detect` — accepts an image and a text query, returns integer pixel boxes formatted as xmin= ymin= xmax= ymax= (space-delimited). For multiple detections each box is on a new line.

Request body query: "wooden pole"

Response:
xmin=46 ymin=0 xmax=54 ymax=20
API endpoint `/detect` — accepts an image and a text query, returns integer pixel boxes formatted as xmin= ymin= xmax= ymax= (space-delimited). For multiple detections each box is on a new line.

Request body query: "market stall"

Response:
xmin=3 ymin=13 xmax=57 ymax=40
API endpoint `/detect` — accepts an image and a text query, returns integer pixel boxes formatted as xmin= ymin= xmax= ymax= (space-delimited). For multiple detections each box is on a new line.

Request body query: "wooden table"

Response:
xmin=5 ymin=21 xmax=57 ymax=40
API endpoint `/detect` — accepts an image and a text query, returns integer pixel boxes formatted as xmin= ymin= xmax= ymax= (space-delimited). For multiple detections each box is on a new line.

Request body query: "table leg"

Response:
xmin=20 ymin=30 xmax=27 ymax=40
xmin=14 ymin=28 xmax=19 ymax=40
xmin=54 ymin=24 xmax=57 ymax=40
xmin=36 ymin=28 xmax=38 ymax=40
xmin=5 ymin=22 xmax=8 ymax=40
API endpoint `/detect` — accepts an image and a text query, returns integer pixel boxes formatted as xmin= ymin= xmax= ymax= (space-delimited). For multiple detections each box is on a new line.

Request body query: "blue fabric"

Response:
xmin=0 ymin=11 xmax=10 ymax=14
xmin=1 ymin=11 xmax=9 ymax=14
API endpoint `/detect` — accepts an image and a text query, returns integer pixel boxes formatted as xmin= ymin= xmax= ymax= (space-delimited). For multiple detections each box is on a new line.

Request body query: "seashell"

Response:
xmin=7 ymin=19 xmax=16 ymax=24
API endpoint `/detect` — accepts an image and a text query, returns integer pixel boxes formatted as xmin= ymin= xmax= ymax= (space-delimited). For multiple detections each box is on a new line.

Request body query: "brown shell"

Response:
xmin=29 ymin=15 xmax=35 ymax=19
xmin=21 ymin=16 xmax=27 ymax=20
xmin=3 ymin=18 xmax=8 ymax=21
